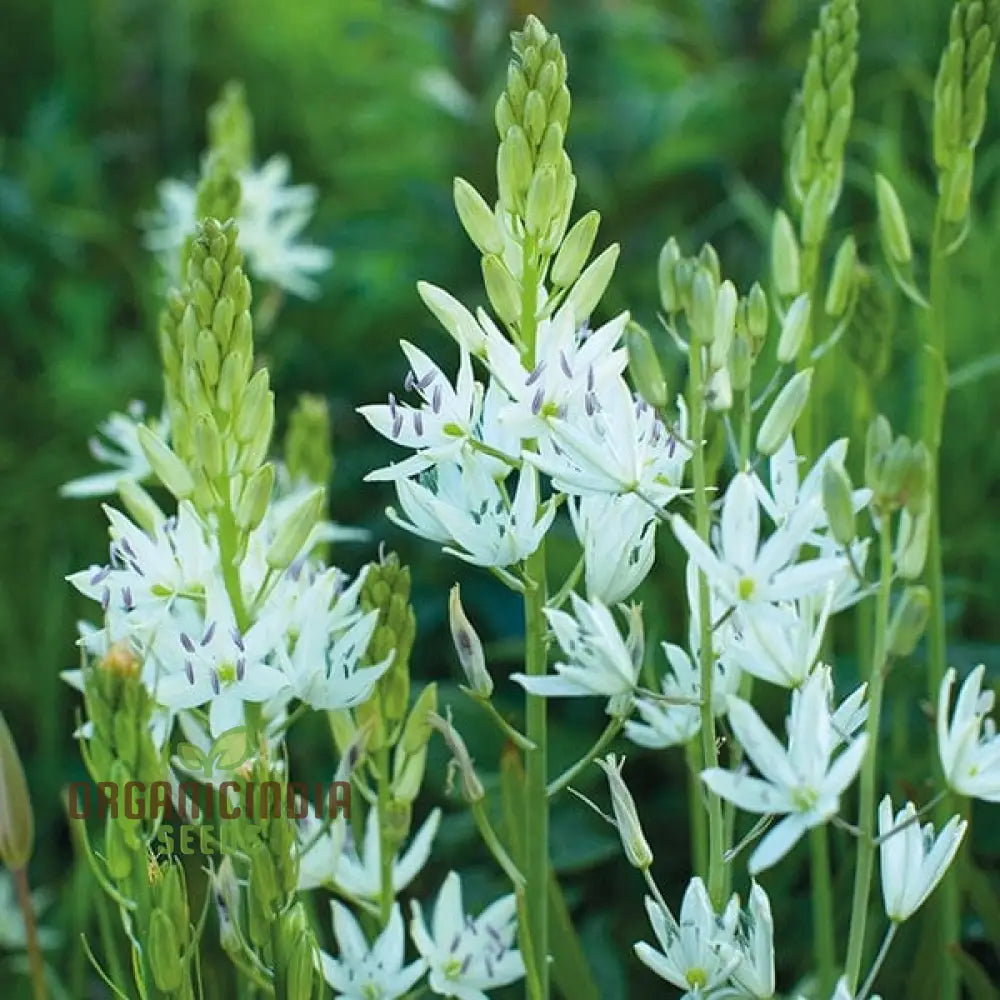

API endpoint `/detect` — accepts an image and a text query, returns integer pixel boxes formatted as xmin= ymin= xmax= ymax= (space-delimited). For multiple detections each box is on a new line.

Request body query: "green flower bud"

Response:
xmin=265 ymin=488 xmax=325 ymax=570
xmin=564 ymin=244 xmax=619 ymax=325
xmin=887 ymin=585 xmax=931 ymax=657
xmin=137 ymin=426 xmax=195 ymax=499
xmin=801 ymin=171 xmax=837 ymax=247
xmin=865 ymin=415 xmax=893 ymax=493
xmin=549 ymin=85 xmax=571 ymax=133
xmin=596 ymin=754 xmax=653 ymax=870
xmin=771 ymin=210 xmax=801 ymax=297
xmin=216 ymin=352 xmax=245 ymax=414
xmin=453 ymin=178 xmax=503 ymax=255
xmin=875 ymin=174 xmax=912 ymax=264
xmin=195 ymin=414 xmax=224 ymax=480
xmin=286 ymin=928 xmax=318 ymax=999
xmin=710 ymin=280 xmax=738 ymax=370
xmin=284 ymin=394 xmax=333 ymax=488
xmin=625 ymin=322 xmax=668 ymax=409
xmin=728 ymin=333 xmax=754 ymax=392
xmin=942 ymin=151 xmax=974 ymax=223
xmin=239 ymin=394 xmax=275 ymax=473
xmin=706 ymin=365 xmax=733 ymax=413
xmin=235 ymin=369 xmax=271 ymax=444
xmin=658 ymin=237 xmax=682 ymax=314
xmin=505 ymin=65 xmax=529 ymax=113
xmin=148 ymin=909 xmax=183 ymax=991
xmin=757 ymin=368 xmax=813 ymax=457
xmin=417 ymin=282 xmax=486 ymax=355
xmin=526 ymin=165 xmax=557 ymax=236
xmin=698 ymin=243 xmax=721 ymax=287
xmin=481 ymin=255 xmax=522 ymax=326
xmin=500 ymin=126 xmax=533 ymax=196
xmin=746 ymin=282 xmax=769 ymax=349
xmin=117 ymin=479 xmax=164 ymax=535
xmin=495 ymin=93 xmax=516 ymax=137
xmin=448 ymin=585 xmax=492 ymax=697
xmin=236 ymin=463 xmax=275 ymax=531
xmin=825 ymin=234 xmax=857 ymax=316
xmin=523 ymin=90 xmax=547 ymax=146
xmin=248 ymin=839 xmax=280 ymax=911
xmin=104 ymin=816 xmax=133 ymax=880
xmin=777 ymin=294 xmax=811 ymax=364
xmin=196 ymin=327 xmax=221 ymax=388
xmin=0 ymin=714 xmax=33 ymax=871
xmin=689 ymin=268 xmax=717 ymax=343
xmin=392 ymin=743 xmax=427 ymax=805
xmin=822 ymin=460 xmax=856 ymax=545
xmin=552 ymin=210 xmax=600 ymax=288
xmin=895 ymin=509 xmax=930 ymax=580
xmin=400 ymin=683 xmax=438 ymax=755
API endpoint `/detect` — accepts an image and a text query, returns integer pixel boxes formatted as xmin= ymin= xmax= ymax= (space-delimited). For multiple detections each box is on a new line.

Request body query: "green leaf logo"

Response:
xmin=176 ymin=726 xmax=253 ymax=777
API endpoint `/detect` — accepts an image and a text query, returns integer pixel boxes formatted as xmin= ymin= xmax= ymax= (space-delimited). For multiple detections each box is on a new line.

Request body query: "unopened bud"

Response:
xmin=596 ymin=754 xmax=653 ymax=870
xmin=658 ymin=238 xmax=682 ymax=313
xmin=728 ymin=334 xmax=753 ymax=392
xmin=689 ymin=269 xmax=717 ymax=343
xmin=235 ymin=368 xmax=271 ymax=444
xmin=0 ymin=714 xmax=33 ymax=871
xmin=942 ymin=152 xmax=974 ymax=224
xmin=499 ymin=126 xmax=533 ymax=197
xmin=417 ymin=282 xmax=487 ymax=355
xmin=756 ymin=368 xmax=812 ymax=457
xmin=825 ymin=235 xmax=857 ymax=317
xmin=822 ymin=461 xmax=856 ymax=545
xmin=625 ymin=322 xmax=668 ymax=409
xmin=552 ymin=210 xmax=600 ymax=288
xmin=777 ymin=293 xmax=811 ymax=364
xmin=137 ymin=426 xmax=195 ymax=499
xmin=771 ymin=210 xmax=801 ymax=297
xmin=117 ymin=479 xmax=164 ymax=535
xmin=482 ymin=255 xmax=522 ymax=326
xmin=895 ymin=509 xmax=930 ymax=580
xmin=887 ymin=585 xmax=931 ymax=657
xmin=875 ymin=174 xmax=912 ymax=264
xmin=565 ymin=244 xmax=619 ymax=325
xmin=698 ymin=244 xmax=721 ymax=287
xmin=865 ymin=415 xmax=893 ymax=492
xmin=235 ymin=463 xmax=275 ymax=531
xmin=453 ymin=178 xmax=504 ymax=255
xmin=401 ymin=683 xmax=438 ymax=755
xmin=526 ymin=165 xmax=557 ymax=236
xmin=706 ymin=365 xmax=733 ymax=412
xmin=195 ymin=414 xmax=224 ymax=479
xmin=448 ymin=585 xmax=492 ymax=697
xmin=903 ymin=442 xmax=932 ymax=516
xmin=148 ymin=909 xmax=183 ymax=991
xmin=710 ymin=280 xmax=738 ymax=370
xmin=746 ymin=282 xmax=769 ymax=349
xmin=265 ymin=488 xmax=325 ymax=570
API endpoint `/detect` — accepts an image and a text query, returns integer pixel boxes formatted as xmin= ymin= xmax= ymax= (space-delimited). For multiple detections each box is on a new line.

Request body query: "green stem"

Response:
xmin=810 ymin=824 xmax=837 ymax=998
xmin=546 ymin=714 xmax=624 ymax=797
xmin=858 ymin=922 xmax=898 ymax=1000
xmin=844 ymin=524 xmax=893 ymax=990
xmin=14 ymin=867 xmax=48 ymax=1000
xmin=688 ymin=340 xmax=726 ymax=908
xmin=685 ymin=740 xmax=709 ymax=880
xmin=472 ymin=800 xmax=526 ymax=889
xmin=376 ymin=747 xmax=394 ymax=927
xmin=796 ymin=243 xmax=821 ymax=463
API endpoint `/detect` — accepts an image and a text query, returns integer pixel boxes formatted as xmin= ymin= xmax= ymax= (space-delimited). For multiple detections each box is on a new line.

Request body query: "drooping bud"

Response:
xmin=417 ymin=282 xmax=487 ymax=355
xmin=756 ymin=368 xmax=813 ymax=456
xmin=448 ymin=585 xmax=492 ymax=697
xmin=596 ymin=754 xmax=653 ymax=870
xmin=428 ymin=711 xmax=484 ymax=803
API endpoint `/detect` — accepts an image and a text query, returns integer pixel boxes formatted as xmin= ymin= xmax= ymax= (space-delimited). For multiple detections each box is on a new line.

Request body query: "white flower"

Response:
xmin=410 ymin=871 xmax=524 ymax=1000
xmin=527 ymin=377 xmax=689 ymax=503
xmin=61 ymin=401 xmax=167 ymax=498
xmin=937 ymin=664 xmax=1000 ymax=801
xmin=671 ymin=472 xmax=848 ymax=611
xmin=154 ymin=578 xmax=287 ymax=736
xmin=732 ymin=882 xmax=775 ymax=999
xmin=702 ymin=666 xmax=868 ymax=873
xmin=512 ymin=593 xmax=640 ymax=706
xmin=634 ymin=877 xmax=741 ymax=996
xmin=878 ymin=795 xmax=967 ymax=922
xmin=388 ymin=459 xmax=556 ymax=568
xmin=360 ymin=342 xmax=482 ymax=482
xmin=319 ymin=901 xmax=426 ymax=1000
xmin=625 ymin=642 xmax=738 ymax=750
xmin=144 ymin=156 xmax=331 ymax=297
xmin=569 ymin=493 xmax=657 ymax=604
xmin=303 ymin=806 xmax=441 ymax=900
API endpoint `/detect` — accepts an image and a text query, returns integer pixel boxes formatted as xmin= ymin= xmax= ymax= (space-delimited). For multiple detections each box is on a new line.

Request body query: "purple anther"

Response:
xmin=210 ymin=669 xmax=221 ymax=696
xmin=185 ymin=660 xmax=195 ymax=684
xmin=201 ymin=621 xmax=217 ymax=646
xmin=431 ymin=384 xmax=442 ymax=414
xmin=525 ymin=361 xmax=546 ymax=386
xmin=413 ymin=412 xmax=424 ymax=437
xmin=531 ymin=387 xmax=544 ymax=415
xmin=559 ymin=351 xmax=573 ymax=378
xmin=180 ymin=632 xmax=196 ymax=653
xmin=236 ymin=657 xmax=246 ymax=681
xmin=90 ymin=566 xmax=111 ymax=586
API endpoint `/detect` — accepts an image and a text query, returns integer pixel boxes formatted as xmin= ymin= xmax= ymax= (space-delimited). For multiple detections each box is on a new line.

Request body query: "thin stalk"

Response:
xmin=858 ymin=923 xmax=898 ymax=1000
xmin=685 ymin=740 xmax=709 ymax=880
xmin=547 ymin=715 xmax=623 ymax=797
xmin=810 ymin=825 xmax=837 ymax=998
xmin=844 ymin=524 xmax=893 ymax=990
xmin=376 ymin=746 xmax=394 ymax=927
xmin=520 ymin=236 xmax=550 ymax=997
xmin=688 ymin=340 xmax=726 ymax=908
xmin=14 ymin=867 xmax=48 ymax=1000
xmin=920 ymin=206 xmax=961 ymax=1000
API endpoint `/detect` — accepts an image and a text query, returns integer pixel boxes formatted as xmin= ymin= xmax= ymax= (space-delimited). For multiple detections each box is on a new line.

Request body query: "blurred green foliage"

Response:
xmin=3 ymin=0 xmax=1000 ymax=995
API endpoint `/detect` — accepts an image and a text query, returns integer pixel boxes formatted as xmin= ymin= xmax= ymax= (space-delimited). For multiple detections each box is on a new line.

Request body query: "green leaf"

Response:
xmin=498 ymin=747 xmax=602 ymax=1000
xmin=175 ymin=742 xmax=206 ymax=773
xmin=210 ymin=725 xmax=253 ymax=771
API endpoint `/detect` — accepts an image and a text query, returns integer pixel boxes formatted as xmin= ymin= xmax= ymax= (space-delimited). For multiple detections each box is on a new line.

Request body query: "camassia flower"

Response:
xmin=701 ymin=666 xmax=868 ymax=873
xmin=319 ymin=902 xmax=426 ymax=1000
xmin=878 ymin=795 xmax=967 ymax=922
xmin=937 ymin=664 xmax=1000 ymax=801
xmin=634 ymin=877 xmax=741 ymax=996
xmin=410 ymin=871 xmax=524 ymax=1000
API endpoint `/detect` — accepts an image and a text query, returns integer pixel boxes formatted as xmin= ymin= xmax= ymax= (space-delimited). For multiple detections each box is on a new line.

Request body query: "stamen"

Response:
xmin=416 ymin=369 xmax=435 ymax=391
xmin=404 ymin=370 xmax=416 ymax=392
xmin=391 ymin=412 xmax=404 ymax=438
xmin=122 ymin=586 xmax=134 ymax=611
xmin=236 ymin=657 xmax=246 ymax=681
xmin=90 ymin=566 xmax=111 ymax=586
xmin=100 ymin=586 xmax=111 ymax=611
xmin=587 ymin=365 xmax=595 ymax=392
xmin=531 ymin=387 xmax=544 ymax=415
xmin=185 ymin=660 xmax=195 ymax=684
xmin=210 ymin=669 xmax=221 ymax=696
xmin=414 ymin=412 xmax=424 ymax=437
xmin=525 ymin=361 xmax=546 ymax=386
xmin=559 ymin=351 xmax=573 ymax=378
xmin=231 ymin=628 xmax=245 ymax=652
xmin=180 ymin=633 xmax=195 ymax=654
xmin=432 ymin=384 xmax=442 ymax=414
xmin=201 ymin=621 xmax=217 ymax=646
xmin=388 ymin=392 xmax=398 ymax=418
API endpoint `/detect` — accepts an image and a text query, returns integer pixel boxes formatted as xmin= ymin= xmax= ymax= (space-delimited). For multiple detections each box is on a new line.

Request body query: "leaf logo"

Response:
xmin=176 ymin=726 xmax=254 ymax=778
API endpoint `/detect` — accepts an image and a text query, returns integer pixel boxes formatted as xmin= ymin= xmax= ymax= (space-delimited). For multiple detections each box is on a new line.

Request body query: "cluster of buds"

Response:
xmin=933 ymin=0 xmax=1000 ymax=221
xmin=283 ymin=393 xmax=334 ymax=488
xmin=786 ymin=0 xmax=858 ymax=246
xmin=146 ymin=858 xmax=198 ymax=999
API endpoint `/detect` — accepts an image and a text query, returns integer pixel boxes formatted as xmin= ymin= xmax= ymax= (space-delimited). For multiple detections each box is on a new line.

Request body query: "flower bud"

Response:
xmin=822 ymin=460 xmax=856 ymax=545
xmin=625 ymin=322 xmax=668 ymax=409
xmin=265 ymin=487 xmax=325 ymax=570
xmin=236 ymin=463 xmax=275 ymax=531
xmin=564 ymin=244 xmax=619 ymax=325
xmin=428 ymin=711 xmax=484 ymax=803
xmin=875 ymin=174 xmax=912 ymax=264
xmin=887 ymin=585 xmax=931 ymax=658
xmin=0 ymin=714 xmax=34 ymax=871
xmin=448 ymin=585 xmax=493 ymax=697
xmin=746 ymin=282 xmax=769 ymax=350
xmin=417 ymin=282 xmax=486 ymax=355
xmin=526 ymin=165 xmax=557 ymax=236
xmin=117 ymin=479 xmax=164 ymax=535
xmin=710 ymin=280 xmax=738 ymax=370
xmin=482 ymin=255 xmax=522 ymax=326
xmin=658 ymin=237 xmax=682 ymax=313
xmin=895 ymin=509 xmax=930 ymax=580
xmin=903 ymin=442 xmax=932 ymax=516
xmin=195 ymin=413 xmax=224 ymax=479
xmin=400 ymin=683 xmax=438 ymax=755
xmin=689 ymin=268 xmax=717 ymax=343
xmin=239 ymin=393 xmax=275 ymax=473
xmin=756 ymin=368 xmax=812 ymax=457
xmin=196 ymin=327 xmax=221 ymax=386
xmin=137 ymin=426 xmax=195 ymax=499
xmin=596 ymin=754 xmax=653 ymax=870
xmin=706 ymin=365 xmax=733 ymax=413
xmin=776 ymin=293 xmax=810 ymax=364
xmin=392 ymin=742 xmax=428 ymax=805
xmin=771 ymin=209 xmax=801 ymax=297
xmin=825 ymin=234 xmax=857 ymax=317
xmin=942 ymin=151 xmax=974 ymax=223
xmin=500 ymin=126 xmax=533 ymax=197
xmin=698 ymin=243 xmax=721 ymax=287
xmin=148 ymin=909 xmax=183 ymax=991
xmin=235 ymin=368 xmax=271 ymax=444
xmin=728 ymin=333 xmax=753 ymax=392
xmin=865 ymin=415 xmax=893 ymax=493
xmin=453 ymin=177 xmax=504 ymax=255
xmin=552 ymin=210 xmax=600 ymax=288
xmin=802 ymin=172 xmax=836 ymax=247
